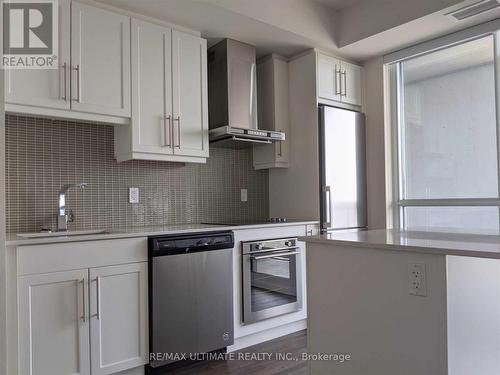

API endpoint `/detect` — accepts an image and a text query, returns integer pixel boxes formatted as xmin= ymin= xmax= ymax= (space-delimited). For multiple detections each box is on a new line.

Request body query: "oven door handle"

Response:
xmin=251 ymin=251 xmax=300 ymax=260
xmin=245 ymin=246 xmax=300 ymax=255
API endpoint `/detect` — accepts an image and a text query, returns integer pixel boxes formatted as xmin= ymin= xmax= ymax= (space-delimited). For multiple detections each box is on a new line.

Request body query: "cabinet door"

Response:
xmin=71 ymin=2 xmax=131 ymax=117
xmin=131 ymin=19 xmax=173 ymax=155
xmin=18 ymin=269 xmax=90 ymax=375
xmin=341 ymin=61 xmax=362 ymax=106
xmin=5 ymin=0 xmax=71 ymax=110
xmin=89 ymin=263 xmax=148 ymax=375
xmin=317 ymin=54 xmax=341 ymax=102
xmin=172 ymin=30 xmax=209 ymax=158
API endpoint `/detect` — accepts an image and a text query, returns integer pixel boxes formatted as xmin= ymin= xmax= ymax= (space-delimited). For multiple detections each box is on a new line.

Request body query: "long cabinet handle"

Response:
xmin=335 ymin=65 xmax=341 ymax=96
xmin=96 ymin=277 xmax=101 ymax=320
xmin=80 ymin=279 xmax=86 ymax=322
xmin=91 ymin=277 xmax=101 ymax=320
xmin=164 ymin=115 xmax=171 ymax=147
xmin=175 ymin=116 xmax=181 ymax=148
xmin=62 ymin=62 xmax=68 ymax=101
xmin=72 ymin=65 xmax=81 ymax=102
xmin=277 ymin=130 xmax=283 ymax=157
xmin=342 ymin=71 xmax=347 ymax=97
xmin=324 ymin=186 xmax=332 ymax=228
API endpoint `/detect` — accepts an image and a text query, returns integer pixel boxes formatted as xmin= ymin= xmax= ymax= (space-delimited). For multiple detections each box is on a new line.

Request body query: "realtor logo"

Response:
xmin=1 ymin=0 xmax=58 ymax=69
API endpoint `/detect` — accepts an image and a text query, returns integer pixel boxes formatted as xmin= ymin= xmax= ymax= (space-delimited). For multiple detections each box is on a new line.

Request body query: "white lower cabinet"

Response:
xmin=89 ymin=263 xmax=148 ymax=375
xmin=17 ymin=262 xmax=148 ymax=375
xmin=18 ymin=269 xmax=91 ymax=375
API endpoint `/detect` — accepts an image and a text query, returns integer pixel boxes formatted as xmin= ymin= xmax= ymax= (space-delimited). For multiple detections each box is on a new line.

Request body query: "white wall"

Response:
xmin=363 ymin=57 xmax=387 ymax=229
xmin=447 ymin=256 xmax=500 ymax=374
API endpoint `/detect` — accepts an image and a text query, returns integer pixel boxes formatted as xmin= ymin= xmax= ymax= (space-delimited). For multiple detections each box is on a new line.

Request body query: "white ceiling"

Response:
xmin=95 ymin=0 xmax=500 ymax=62
xmin=314 ymin=0 xmax=367 ymax=11
xmin=96 ymin=0 xmax=339 ymax=58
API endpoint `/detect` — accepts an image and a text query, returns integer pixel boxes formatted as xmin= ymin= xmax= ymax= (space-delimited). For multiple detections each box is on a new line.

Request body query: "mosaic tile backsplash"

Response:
xmin=5 ymin=114 xmax=269 ymax=234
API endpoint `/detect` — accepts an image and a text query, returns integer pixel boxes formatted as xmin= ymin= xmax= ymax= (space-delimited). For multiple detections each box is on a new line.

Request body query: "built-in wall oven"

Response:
xmin=242 ymin=238 xmax=303 ymax=324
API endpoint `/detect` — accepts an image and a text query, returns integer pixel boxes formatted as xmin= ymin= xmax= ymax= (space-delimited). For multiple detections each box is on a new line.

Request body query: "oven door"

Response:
xmin=242 ymin=238 xmax=303 ymax=324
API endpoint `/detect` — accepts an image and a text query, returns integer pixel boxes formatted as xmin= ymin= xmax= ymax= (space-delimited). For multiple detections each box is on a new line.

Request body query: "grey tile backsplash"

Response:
xmin=5 ymin=114 xmax=269 ymax=234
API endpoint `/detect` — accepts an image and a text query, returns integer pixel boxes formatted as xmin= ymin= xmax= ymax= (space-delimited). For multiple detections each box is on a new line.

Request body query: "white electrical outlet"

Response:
xmin=408 ymin=262 xmax=427 ymax=297
xmin=129 ymin=188 xmax=139 ymax=204
xmin=241 ymin=189 xmax=248 ymax=202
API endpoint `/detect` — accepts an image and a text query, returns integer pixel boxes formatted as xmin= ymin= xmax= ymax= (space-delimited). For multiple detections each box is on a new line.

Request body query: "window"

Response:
xmin=390 ymin=34 xmax=500 ymax=234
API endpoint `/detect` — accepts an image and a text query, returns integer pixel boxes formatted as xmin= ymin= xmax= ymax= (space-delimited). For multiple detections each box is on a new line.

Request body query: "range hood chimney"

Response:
xmin=208 ymin=39 xmax=285 ymax=145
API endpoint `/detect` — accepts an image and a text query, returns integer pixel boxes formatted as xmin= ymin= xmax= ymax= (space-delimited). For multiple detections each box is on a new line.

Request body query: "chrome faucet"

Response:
xmin=57 ymin=183 xmax=88 ymax=231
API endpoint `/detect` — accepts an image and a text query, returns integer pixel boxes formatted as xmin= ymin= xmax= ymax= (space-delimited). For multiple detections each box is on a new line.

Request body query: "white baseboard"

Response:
xmin=228 ymin=319 xmax=307 ymax=352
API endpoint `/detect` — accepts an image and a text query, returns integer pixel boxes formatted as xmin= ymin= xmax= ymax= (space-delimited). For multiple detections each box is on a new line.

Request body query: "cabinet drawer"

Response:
xmin=17 ymin=237 xmax=147 ymax=276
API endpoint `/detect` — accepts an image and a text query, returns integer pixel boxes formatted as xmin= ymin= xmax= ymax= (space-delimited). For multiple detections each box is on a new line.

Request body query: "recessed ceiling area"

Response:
xmin=96 ymin=0 xmax=338 ymax=58
xmin=96 ymin=0 xmax=500 ymax=61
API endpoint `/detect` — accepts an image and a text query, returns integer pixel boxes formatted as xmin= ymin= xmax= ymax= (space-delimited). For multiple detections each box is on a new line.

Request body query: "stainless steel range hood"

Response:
xmin=208 ymin=39 xmax=286 ymax=145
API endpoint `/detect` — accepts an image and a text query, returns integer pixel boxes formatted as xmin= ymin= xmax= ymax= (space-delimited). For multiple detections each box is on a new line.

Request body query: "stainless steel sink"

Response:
xmin=17 ymin=229 xmax=110 ymax=239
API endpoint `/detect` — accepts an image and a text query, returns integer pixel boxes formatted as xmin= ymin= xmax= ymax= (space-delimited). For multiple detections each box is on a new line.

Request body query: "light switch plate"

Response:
xmin=129 ymin=188 xmax=139 ymax=204
xmin=241 ymin=189 xmax=248 ymax=202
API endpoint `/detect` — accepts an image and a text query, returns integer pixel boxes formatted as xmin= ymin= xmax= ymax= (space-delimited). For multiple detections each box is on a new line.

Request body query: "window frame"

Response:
xmin=386 ymin=28 xmax=500 ymax=233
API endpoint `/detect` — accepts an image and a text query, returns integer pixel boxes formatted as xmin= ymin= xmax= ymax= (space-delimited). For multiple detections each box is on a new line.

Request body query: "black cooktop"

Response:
xmin=202 ymin=218 xmax=290 ymax=226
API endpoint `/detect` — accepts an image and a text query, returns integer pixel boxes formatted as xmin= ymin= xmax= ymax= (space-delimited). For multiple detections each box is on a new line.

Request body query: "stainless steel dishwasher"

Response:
xmin=147 ymin=231 xmax=235 ymax=371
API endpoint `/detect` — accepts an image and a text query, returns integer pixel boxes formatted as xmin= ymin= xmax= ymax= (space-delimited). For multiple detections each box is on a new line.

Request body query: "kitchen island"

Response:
xmin=300 ymin=229 xmax=500 ymax=375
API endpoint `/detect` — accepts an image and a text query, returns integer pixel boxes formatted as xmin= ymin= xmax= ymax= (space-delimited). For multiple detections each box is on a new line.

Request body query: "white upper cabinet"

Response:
xmin=115 ymin=20 xmax=208 ymax=163
xmin=89 ymin=263 xmax=148 ymax=375
xmin=18 ymin=269 xmax=91 ymax=375
xmin=129 ymin=19 xmax=173 ymax=156
xmin=5 ymin=1 xmax=131 ymax=123
xmin=71 ymin=2 xmax=131 ymax=117
xmin=317 ymin=52 xmax=362 ymax=107
xmin=5 ymin=0 xmax=71 ymax=110
xmin=340 ymin=60 xmax=362 ymax=106
xmin=317 ymin=54 xmax=341 ymax=103
xmin=253 ymin=55 xmax=290 ymax=169
xmin=171 ymin=30 xmax=209 ymax=158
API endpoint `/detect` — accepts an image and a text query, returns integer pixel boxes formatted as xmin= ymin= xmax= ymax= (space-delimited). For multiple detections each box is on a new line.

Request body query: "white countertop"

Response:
xmin=7 ymin=221 xmax=318 ymax=246
xmin=299 ymin=229 xmax=500 ymax=259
